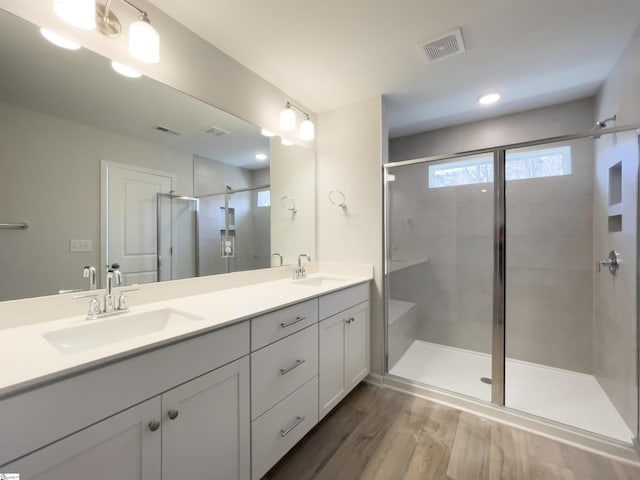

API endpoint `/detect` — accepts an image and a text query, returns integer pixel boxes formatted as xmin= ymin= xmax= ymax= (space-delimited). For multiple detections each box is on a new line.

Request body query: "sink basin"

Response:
xmin=43 ymin=308 xmax=203 ymax=354
xmin=291 ymin=276 xmax=348 ymax=288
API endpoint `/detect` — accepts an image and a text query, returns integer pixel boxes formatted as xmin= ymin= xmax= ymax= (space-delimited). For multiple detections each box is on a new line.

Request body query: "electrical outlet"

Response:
xmin=70 ymin=239 xmax=92 ymax=253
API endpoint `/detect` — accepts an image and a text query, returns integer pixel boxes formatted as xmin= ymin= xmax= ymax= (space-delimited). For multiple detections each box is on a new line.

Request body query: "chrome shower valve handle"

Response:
xmin=596 ymin=250 xmax=620 ymax=274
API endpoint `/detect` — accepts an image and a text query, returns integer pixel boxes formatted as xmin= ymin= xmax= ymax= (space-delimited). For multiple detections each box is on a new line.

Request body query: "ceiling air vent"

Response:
xmin=153 ymin=125 xmax=182 ymax=136
xmin=204 ymin=126 xmax=231 ymax=137
xmin=420 ymin=28 xmax=466 ymax=63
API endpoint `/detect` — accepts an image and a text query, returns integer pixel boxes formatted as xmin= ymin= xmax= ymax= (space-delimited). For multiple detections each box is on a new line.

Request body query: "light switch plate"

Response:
xmin=70 ymin=239 xmax=92 ymax=252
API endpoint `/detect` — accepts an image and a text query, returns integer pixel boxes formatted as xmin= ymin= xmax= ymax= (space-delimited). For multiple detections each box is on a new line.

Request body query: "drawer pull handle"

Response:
xmin=280 ymin=316 xmax=306 ymax=328
xmin=168 ymin=409 xmax=179 ymax=420
xmin=148 ymin=420 xmax=160 ymax=432
xmin=345 ymin=317 xmax=355 ymax=324
xmin=279 ymin=359 xmax=305 ymax=375
xmin=280 ymin=416 xmax=306 ymax=437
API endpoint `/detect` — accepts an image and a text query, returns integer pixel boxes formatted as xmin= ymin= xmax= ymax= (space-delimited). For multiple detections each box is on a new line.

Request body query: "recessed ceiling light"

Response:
xmin=281 ymin=138 xmax=295 ymax=146
xmin=40 ymin=28 xmax=81 ymax=50
xmin=261 ymin=129 xmax=276 ymax=137
xmin=255 ymin=153 xmax=267 ymax=161
xmin=478 ymin=92 xmax=501 ymax=105
xmin=111 ymin=61 xmax=142 ymax=78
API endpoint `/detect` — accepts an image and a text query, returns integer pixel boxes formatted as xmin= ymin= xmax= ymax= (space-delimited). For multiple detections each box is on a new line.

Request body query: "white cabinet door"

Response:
xmin=346 ymin=301 xmax=370 ymax=390
xmin=319 ymin=300 xmax=370 ymax=420
xmin=318 ymin=311 xmax=347 ymax=420
xmin=161 ymin=356 xmax=250 ymax=480
xmin=3 ymin=398 xmax=161 ymax=480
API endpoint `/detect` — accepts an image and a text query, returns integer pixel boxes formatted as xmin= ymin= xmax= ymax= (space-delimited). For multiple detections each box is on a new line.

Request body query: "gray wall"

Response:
xmin=0 ymin=100 xmax=193 ymax=301
xmin=388 ymin=98 xmax=596 ymax=372
xmin=593 ymin=25 xmax=640 ymax=432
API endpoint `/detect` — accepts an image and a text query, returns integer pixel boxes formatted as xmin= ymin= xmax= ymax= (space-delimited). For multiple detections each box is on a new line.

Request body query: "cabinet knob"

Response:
xmin=168 ymin=409 xmax=179 ymax=420
xmin=148 ymin=420 xmax=160 ymax=432
xmin=346 ymin=317 xmax=354 ymax=324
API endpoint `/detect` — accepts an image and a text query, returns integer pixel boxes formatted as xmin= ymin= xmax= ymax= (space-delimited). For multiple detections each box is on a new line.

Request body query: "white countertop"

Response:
xmin=0 ymin=272 xmax=371 ymax=399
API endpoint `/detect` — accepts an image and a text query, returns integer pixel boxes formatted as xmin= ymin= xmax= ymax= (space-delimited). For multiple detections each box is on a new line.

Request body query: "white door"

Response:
xmin=318 ymin=311 xmax=347 ymax=420
xmin=161 ymin=357 xmax=250 ymax=480
xmin=4 ymin=398 xmax=161 ymax=480
xmin=347 ymin=301 xmax=370 ymax=390
xmin=102 ymin=162 xmax=173 ymax=284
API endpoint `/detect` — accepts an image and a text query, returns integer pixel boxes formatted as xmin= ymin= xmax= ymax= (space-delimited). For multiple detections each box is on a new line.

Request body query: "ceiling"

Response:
xmin=0 ymin=9 xmax=269 ymax=169
xmin=148 ymin=0 xmax=640 ymax=138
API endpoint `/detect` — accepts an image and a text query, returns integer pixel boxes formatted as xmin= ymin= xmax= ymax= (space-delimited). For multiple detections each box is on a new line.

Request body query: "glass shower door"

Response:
xmin=504 ymin=134 xmax=638 ymax=443
xmin=386 ymin=153 xmax=495 ymax=401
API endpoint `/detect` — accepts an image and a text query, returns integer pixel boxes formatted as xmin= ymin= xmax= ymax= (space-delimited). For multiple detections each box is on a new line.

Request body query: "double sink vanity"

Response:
xmin=0 ymin=268 xmax=372 ymax=479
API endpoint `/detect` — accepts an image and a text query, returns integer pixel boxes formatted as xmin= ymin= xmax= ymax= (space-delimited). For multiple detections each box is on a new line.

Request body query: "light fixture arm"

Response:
xmin=286 ymin=101 xmax=311 ymax=121
xmin=102 ymin=0 xmax=149 ymax=21
xmin=97 ymin=0 xmax=152 ymax=37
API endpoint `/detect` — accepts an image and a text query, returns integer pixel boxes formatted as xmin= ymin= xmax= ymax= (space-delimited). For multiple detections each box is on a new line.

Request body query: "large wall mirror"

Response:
xmin=0 ymin=8 xmax=316 ymax=302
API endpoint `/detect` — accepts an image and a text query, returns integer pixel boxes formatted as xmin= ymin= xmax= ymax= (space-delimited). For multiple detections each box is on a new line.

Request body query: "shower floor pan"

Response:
xmin=389 ymin=340 xmax=634 ymax=443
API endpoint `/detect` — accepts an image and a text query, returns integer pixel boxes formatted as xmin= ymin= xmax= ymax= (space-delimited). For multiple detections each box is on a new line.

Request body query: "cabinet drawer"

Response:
xmin=251 ymin=325 xmax=318 ymax=419
xmin=251 ymin=377 xmax=318 ymax=480
xmin=251 ymin=298 xmax=318 ymax=351
xmin=319 ymin=282 xmax=369 ymax=320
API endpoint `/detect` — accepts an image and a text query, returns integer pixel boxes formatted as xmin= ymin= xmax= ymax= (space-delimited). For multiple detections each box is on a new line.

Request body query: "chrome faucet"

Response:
xmin=272 ymin=252 xmax=283 ymax=267
xmin=294 ymin=254 xmax=311 ymax=279
xmin=75 ymin=262 xmax=137 ymax=320
xmin=82 ymin=266 xmax=97 ymax=290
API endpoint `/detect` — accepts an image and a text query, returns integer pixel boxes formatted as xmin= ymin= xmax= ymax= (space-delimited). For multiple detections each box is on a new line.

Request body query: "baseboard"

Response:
xmin=364 ymin=372 xmax=384 ymax=386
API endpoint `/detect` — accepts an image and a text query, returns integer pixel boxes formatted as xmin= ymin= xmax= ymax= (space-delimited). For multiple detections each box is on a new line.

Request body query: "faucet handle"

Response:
xmin=117 ymin=288 xmax=139 ymax=311
xmin=74 ymin=293 xmax=101 ymax=319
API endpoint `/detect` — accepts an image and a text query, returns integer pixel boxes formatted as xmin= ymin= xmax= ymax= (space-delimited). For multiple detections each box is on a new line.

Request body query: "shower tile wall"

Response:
xmin=388 ymin=165 xmax=494 ymax=354
xmin=592 ymin=23 xmax=640 ymax=432
xmin=506 ymin=139 xmax=594 ymax=372
xmin=194 ymin=155 xmax=269 ymax=275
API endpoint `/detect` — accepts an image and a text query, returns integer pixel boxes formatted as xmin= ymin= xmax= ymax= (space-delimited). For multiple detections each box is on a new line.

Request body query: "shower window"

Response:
xmin=428 ymin=145 xmax=571 ymax=188
xmin=257 ymin=189 xmax=271 ymax=207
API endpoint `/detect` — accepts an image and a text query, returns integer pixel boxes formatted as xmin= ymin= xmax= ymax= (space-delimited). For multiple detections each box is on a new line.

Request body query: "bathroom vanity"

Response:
xmin=0 ymin=273 xmax=371 ymax=480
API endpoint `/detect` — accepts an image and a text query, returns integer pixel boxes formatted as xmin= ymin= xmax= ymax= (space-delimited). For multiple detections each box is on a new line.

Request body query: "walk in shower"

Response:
xmin=384 ymin=126 xmax=640 ymax=446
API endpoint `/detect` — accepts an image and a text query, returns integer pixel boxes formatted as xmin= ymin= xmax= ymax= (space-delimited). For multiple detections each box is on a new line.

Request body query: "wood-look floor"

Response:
xmin=264 ymin=384 xmax=640 ymax=480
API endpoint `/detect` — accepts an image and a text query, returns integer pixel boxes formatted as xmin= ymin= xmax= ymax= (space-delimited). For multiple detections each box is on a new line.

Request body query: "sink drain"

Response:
xmin=480 ymin=377 xmax=492 ymax=385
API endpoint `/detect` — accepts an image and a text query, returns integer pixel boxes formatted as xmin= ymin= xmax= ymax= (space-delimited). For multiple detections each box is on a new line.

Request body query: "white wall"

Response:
xmin=317 ymin=96 xmax=387 ymax=375
xmin=269 ymin=140 xmax=316 ymax=266
xmin=0 ymin=0 xmax=315 ymax=147
xmin=593 ymin=25 xmax=640 ymax=432
xmin=0 ymin=100 xmax=193 ymax=301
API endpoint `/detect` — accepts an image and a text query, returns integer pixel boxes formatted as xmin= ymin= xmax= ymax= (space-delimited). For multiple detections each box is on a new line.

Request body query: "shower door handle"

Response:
xmin=596 ymin=250 xmax=620 ymax=274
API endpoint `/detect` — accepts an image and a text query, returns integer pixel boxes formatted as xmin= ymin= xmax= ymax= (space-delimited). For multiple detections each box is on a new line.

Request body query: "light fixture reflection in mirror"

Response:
xmin=111 ymin=60 xmax=142 ymax=78
xmin=40 ymin=28 xmax=82 ymax=50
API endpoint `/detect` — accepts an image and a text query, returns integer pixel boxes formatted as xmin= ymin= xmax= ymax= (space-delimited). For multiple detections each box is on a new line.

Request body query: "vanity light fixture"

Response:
xmin=111 ymin=60 xmax=142 ymax=78
xmin=40 ymin=28 xmax=82 ymax=50
xmin=280 ymin=101 xmax=315 ymax=141
xmin=54 ymin=0 xmax=160 ymax=63
xmin=281 ymin=138 xmax=295 ymax=146
xmin=261 ymin=129 xmax=276 ymax=137
xmin=280 ymin=104 xmax=296 ymax=131
xmin=54 ymin=0 xmax=96 ymax=30
xmin=255 ymin=153 xmax=268 ymax=161
xmin=478 ymin=91 xmax=501 ymax=105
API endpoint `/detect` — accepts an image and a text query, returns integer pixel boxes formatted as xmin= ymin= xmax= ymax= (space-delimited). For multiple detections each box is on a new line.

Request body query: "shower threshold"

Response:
xmin=389 ymin=340 xmax=634 ymax=443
